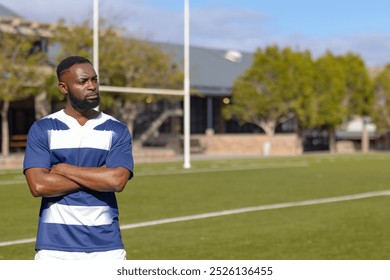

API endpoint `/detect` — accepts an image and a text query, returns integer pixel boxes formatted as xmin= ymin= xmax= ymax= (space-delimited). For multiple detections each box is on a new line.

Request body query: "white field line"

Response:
xmin=0 ymin=238 xmax=36 ymax=247
xmin=120 ymin=190 xmax=390 ymax=230
xmin=0 ymin=162 xmax=308 ymax=186
xmin=0 ymin=180 xmax=26 ymax=186
xmin=136 ymin=161 xmax=309 ymax=176
xmin=1 ymin=190 xmax=389 ymax=247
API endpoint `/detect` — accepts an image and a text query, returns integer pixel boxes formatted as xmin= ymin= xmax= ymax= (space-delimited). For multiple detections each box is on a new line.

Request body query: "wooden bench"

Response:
xmin=10 ymin=134 xmax=28 ymax=149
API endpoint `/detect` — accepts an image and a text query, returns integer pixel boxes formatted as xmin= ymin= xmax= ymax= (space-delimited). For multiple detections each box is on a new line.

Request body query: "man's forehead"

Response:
xmin=61 ymin=63 xmax=96 ymax=78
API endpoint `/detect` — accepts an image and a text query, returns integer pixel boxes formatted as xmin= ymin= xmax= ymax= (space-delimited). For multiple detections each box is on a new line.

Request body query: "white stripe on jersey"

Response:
xmin=48 ymin=129 xmax=113 ymax=150
xmin=41 ymin=203 xmax=114 ymax=226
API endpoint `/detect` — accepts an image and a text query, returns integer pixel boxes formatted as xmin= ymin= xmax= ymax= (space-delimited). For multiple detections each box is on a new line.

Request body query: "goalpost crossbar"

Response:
xmin=99 ymin=85 xmax=184 ymax=96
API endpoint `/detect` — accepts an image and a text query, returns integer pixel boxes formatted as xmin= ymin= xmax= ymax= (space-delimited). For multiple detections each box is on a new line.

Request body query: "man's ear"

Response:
xmin=58 ymin=82 xmax=68 ymax=95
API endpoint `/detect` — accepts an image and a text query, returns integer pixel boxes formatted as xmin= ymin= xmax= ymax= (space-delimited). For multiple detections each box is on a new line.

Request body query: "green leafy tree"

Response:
xmin=99 ymin=31 xmax=183 ymax=135
xmin=0 ymin=32 xmax=46 ymax=156
xmin=313 ymin=52 xmax=349 ymax=152
xmin=223 ymin=45 xmax=372 ymax=153
xmin=341 ymin=53 xmax=373 ymax=117
xmin=340 ymin=53 xmax=373 ymax=152
xmin=372 ymin=64 xmax=390 ymax=132
xmin=52 ymin=19 xmax=182 ymax=135
xmin=313 ymin=52 xmax=372 ymax=152
xmin=223 ymin=45 xmax=314 ymax=138
xmin=287 ymin=50 xmax=316 ymax=149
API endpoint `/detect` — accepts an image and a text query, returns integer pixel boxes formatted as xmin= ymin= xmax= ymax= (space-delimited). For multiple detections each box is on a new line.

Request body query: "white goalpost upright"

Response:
xmin=183 ymin=0 xmax=191 ymax=168
xmin=92 ymin=0 xmax=191 ymax=169
xmin=93 ymin=0 xmax=99 ymax=76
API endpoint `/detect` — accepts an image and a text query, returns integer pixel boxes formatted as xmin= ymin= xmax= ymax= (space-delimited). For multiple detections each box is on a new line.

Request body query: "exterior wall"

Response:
xmin=132 ymin=144 xmax=177 ymax=163
xmin=197 ymin=133 xmax=301 ymax=156
xmin=0 ymin=133 xmax=300 ymax=169
xmin=0 ymin=153 xmax=24 ymax=169
xmin=336 ymin=141 xmax=359 ymax=153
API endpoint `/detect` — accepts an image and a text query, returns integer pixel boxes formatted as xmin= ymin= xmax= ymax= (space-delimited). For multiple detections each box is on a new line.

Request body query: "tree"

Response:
xmin=340 ymin=53 xmax=373 ymax=153
xmin=223 ymin=45 xmax=372 ymax=154
xmin=313 ymin=52 xmax=372 ymax=152
xmin=287 ymin=50 xmax=316 ymax=149
xmin=372 ymin=64 xmax=390 ymax=132
xmin=313 ymin=52 xmax=349 ymax=152
xmin=52 ymin=19 xmax=182 ymax=136
xmin=0 ymin=32 xmax=46 ymax=156
xmin=223 ymin=45 xmax=314 ymax=137
xmin=341 ymin=53 xmax=373 ymax=118
xmin=98 ymin=31 xmax=183 ymax=136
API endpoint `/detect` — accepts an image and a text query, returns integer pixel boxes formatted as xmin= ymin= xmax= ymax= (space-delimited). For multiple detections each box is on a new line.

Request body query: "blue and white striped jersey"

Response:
xmin=23 ymin=110 xmax=134 ymax=252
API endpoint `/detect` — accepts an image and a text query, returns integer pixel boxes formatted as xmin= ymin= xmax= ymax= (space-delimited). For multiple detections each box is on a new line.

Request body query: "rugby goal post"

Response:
xmin=93 ymin=0 xmax=191 ymax=169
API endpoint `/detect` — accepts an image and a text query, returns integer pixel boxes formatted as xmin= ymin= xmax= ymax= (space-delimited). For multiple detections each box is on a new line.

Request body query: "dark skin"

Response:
xmin=25 ymin=62 xmax=131 ymax=197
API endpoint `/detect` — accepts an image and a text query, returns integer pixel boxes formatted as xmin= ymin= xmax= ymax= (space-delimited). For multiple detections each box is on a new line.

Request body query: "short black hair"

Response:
xmin=56 ymin=56 xmax=92 ymax=80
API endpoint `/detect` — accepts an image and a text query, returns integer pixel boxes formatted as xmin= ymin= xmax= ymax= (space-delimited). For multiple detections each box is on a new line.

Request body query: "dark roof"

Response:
xmin=156 ymin=43 xmax=253 ymax=96
xmin=0 ymin=3 xmax=20 ymax=18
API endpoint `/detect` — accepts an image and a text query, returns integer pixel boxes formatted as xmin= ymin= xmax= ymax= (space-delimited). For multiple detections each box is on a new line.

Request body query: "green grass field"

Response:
xmin=1 ymin=153 xmax=389 ymax=260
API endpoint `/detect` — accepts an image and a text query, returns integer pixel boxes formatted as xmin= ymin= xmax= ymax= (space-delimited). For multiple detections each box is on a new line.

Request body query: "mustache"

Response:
xmin=86 ymin=92 xmax=99 ymax=96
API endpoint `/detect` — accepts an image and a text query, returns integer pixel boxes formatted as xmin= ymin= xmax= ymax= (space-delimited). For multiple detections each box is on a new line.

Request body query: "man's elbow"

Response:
xmin=28 ymin=183 xmax=45 ymax=197
xmin=30 ymin=189 xmax=41 ymax=197
xmin=112 ymin=177 xmax=128 ymax=192
xmin=114 ymin=184 xmax=126 ymax=193
xmin=111 ymin=169 xmax=131 ymax=192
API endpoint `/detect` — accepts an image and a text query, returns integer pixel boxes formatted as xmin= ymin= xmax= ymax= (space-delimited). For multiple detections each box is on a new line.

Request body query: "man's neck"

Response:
xmin=64 ymin=107 xmax=100 ymax=126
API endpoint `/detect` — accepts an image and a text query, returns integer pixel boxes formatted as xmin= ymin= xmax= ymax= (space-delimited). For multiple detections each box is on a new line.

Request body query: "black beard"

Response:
xmin=68 ymin=90 xmax=100 ymax=110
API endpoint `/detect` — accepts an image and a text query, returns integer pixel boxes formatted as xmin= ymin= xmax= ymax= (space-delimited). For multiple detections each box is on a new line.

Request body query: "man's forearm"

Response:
xmin=25 ymin=168 xmax=83 ymax=197
xmin=50 ymin=163 xmax=130 ymax=192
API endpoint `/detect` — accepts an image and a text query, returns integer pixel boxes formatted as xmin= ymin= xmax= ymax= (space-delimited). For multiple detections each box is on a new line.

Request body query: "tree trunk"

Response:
xmin=328 ymin=127 xmax=337 ymax=153
xmin=296 ymin=127 xmax=305 ymax=155
xmin=113 ymin=100 xmax=139 ymax=136
xmin=361 ymin=116 xmax=369 ymax=153
xmin=257 ymin=120 xmax=276 ymax=137
xmin=256 ymin=120 xmax=276 ymax=156
xmin=34 ymin=90 xmax=51 ymax=120
xmin=1 ymin=100 xmax=10 ymax=156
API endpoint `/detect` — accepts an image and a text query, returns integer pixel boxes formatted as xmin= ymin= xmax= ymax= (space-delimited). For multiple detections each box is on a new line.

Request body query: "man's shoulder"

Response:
xmin=34 ymin=110 xmax=69 ymax=130
xmin=41 ymin=110 xmax=64 ymax=120
xmin=99 ymin=112 xmax=121 ymax=123
xmin=97 ymin=113 xmax=127 ymax=130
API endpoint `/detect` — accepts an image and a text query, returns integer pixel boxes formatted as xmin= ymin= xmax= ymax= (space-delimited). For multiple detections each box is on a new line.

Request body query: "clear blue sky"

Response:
xmin=2 ymin=0 xmax=390 ymax=66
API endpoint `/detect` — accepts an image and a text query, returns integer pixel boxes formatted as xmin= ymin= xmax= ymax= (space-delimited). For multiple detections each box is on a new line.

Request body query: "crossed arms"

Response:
xmin=25 ymin=164 xmax=131 ymax=197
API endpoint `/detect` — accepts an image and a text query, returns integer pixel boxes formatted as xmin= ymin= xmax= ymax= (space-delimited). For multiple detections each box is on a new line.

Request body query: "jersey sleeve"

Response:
xmin=106 ymin=125 xmax=134 ymax=178
xmin=23 ymin=121 xmax=51 ymax=173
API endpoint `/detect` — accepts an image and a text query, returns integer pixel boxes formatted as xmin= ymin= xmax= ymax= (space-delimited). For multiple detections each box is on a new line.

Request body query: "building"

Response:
xmin=0 ymin=3 xmax=384 ymax=159
xmin=1 ymin=3 xmax=273 ymax=156
xmin=0 ymin=4 xmax=55 ymax=152
xmin=156 ymin=43 xmax=256 ymax=135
